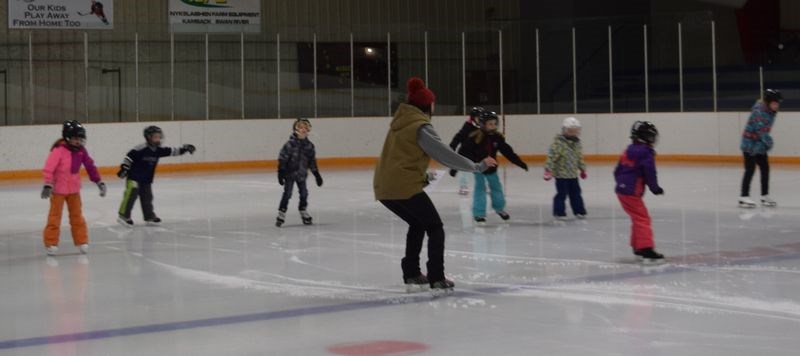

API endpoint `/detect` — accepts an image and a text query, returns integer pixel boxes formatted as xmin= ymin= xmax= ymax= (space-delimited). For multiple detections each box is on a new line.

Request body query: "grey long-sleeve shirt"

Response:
xmin=417 ymin=124 xmax=489 ymax=173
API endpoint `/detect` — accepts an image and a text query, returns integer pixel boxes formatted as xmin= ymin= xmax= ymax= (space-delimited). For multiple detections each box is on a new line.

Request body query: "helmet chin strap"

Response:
xmin=145 ymin=133 xmax=164 ymax=147
xmin=65 ymin=138 xmax=84 ymax=151
xmin=481 ymin=120 xmax=498 ymax=133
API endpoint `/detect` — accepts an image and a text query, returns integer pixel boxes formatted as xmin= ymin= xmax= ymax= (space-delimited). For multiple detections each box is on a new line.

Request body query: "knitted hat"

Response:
xmin=406 ymin=77 xmax=436 ymax=108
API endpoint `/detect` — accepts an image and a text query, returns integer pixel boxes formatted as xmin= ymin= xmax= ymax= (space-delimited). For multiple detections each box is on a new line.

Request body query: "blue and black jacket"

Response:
xmin=122 ymin=144 xmax=184 ymax=185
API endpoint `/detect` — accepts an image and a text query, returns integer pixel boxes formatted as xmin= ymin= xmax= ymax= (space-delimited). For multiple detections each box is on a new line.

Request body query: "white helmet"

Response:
xmin=562 ymin=117 xmax=581 ymax=129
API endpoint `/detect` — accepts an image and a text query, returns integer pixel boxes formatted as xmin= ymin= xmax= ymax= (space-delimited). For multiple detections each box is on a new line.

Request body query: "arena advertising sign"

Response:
xmin=8 ymin=0 xmax=113 ymax=29
xmin=169 ymin=0 xmax=261 ymax=33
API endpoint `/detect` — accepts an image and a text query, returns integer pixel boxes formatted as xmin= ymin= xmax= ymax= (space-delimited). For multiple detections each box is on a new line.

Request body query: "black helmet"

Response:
xmin=764 ymin=89 xmax=783 ymax=103
xmin=144 ymin=125 xmax=163 ymax=138
xmin=144 ymin=126 xmax=163 ymax=146
xmin=469 ymin=106 xmax=485 ymax=118
xmin=630 ymin=121 xmax=659 ymax=144
xmin=478 ymin=111 xmax=499 ymax=129
xmin=293 ymin=118 xmax=312 ymax=132
xmin=62 ymin=120 xmax=86 ymax=140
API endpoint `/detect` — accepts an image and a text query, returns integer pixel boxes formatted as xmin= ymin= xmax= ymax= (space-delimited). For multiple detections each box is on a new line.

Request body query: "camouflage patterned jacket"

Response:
xmin=545 ymin=134 xmax=586 ymax=179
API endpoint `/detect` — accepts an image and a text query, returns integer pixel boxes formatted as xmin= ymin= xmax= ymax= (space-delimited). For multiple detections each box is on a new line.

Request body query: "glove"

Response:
xmin=41 ymin=185 xmax=53 ymax=200
xmin=449 ymin=169 xmax=457 ymax=178
xmin=117 ymin=164 xmax=130 ymax=179
xmin=580 ymin=170 xmax=587 ymax=180
xmin=479 ymin=157 xmax=498 ymax=172
xmin=180 ymin=144 xmax=196 ymax=155
xmin=543 ymin=170 xmax=553 ymax=181
xmin=278 ymin=170 xmax=286 ymax=186
xmin=426 ymin=171 xmax=437 ymax=183
xmin=651 ymin=187 xmax=664 ymax=195
xmin=313 ymin=171 xmax=323 ymax=187
xmin=97 ymin=182 xmax=107 ymax=197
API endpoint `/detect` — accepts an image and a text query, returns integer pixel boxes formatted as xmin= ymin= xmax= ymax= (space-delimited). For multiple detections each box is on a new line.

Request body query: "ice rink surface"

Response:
xmin=1 ymin=163 xmax=799 ymax=355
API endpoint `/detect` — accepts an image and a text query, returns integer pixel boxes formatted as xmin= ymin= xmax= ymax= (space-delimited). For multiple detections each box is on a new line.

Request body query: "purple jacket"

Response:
xmin=614 ymin=143 xmax=661 ymax=196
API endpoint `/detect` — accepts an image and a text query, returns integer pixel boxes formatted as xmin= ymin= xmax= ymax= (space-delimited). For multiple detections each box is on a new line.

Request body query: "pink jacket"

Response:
xmin=42 ymin=141 xmax=102 ymax=195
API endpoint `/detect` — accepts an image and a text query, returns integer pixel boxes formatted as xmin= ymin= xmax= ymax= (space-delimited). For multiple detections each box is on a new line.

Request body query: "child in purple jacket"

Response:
xmin=614 ymin=121 xmax=665 ymax=264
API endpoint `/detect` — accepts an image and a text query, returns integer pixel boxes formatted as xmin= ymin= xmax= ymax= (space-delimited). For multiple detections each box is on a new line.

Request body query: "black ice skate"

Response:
xmin=430 ymin=278 xmax=455 ymax=297
xmin=474 ymin=216 xmax=487 ymax=226
xmin=145 ymin=217 xmax=162 ymax=226
xmin=276 ymin=210 xmax=286 ymax=227
xmin=300 ymin=210 xmax=313 ymax=225
xmin=117 ymin=215 xmax=134 ymax=228
xmin=497 ymin=211 xmax=510 ymax=221
xmin=634 ymin=248 xmax=665 ymax=265
xmin=404 ymin=274 xmax=430 ymax=293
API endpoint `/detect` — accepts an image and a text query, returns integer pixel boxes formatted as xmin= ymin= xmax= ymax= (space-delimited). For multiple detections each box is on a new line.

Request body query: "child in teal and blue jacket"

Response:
xmin=739 ymin=89 xmax=783 ymax=208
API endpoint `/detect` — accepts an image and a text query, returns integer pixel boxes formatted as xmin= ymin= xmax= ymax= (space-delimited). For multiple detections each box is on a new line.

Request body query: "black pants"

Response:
xmin=553 ymin=178 xmax=587 ymax=217
xmin=741 ymin=153 xmax=769 ymax=197
xmin=380 ymin=192 xmax=446 ymax=282
xmin=119 ymin=180 xmax=156 ymax=220
xmin=279 ymin=177 xmax=309 ymax=212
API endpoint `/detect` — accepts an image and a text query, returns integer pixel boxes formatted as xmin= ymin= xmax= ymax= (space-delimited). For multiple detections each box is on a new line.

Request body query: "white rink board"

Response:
xmin=1 ymin=112 xmax=799 ymax=171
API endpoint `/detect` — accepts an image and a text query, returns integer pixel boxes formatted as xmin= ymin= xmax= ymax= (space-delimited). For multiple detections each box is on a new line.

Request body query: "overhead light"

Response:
xmin=364 ymin=47 xmax=376 ymax=55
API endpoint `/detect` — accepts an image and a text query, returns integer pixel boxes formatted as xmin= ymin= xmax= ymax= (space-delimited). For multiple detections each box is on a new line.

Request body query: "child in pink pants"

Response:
xmin=613 ymin=121 xmax=665 ymax=264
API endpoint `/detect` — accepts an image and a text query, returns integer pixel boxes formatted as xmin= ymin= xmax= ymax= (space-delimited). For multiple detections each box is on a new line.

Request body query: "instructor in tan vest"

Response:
xmin=374 ymin=77 xmax=496 ymax=294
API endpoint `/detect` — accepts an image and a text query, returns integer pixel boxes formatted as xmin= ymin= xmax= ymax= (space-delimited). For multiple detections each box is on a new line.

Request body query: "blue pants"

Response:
xmin=553 ymin=178 xmax=586 ymax=217
xmin=473 ymin=172 xmax=505 ymax=218
xmin=279 ymin=177 xmax=309 ymax=212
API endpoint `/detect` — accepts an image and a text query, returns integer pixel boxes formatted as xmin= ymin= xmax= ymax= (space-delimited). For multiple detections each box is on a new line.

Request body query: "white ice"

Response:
xmin=1 ymin=163 xmax=799 ymax=355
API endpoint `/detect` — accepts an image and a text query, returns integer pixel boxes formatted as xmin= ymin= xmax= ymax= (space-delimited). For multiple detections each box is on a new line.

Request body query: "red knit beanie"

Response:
xmin=406 ymin=77 xmax=436 ymax=108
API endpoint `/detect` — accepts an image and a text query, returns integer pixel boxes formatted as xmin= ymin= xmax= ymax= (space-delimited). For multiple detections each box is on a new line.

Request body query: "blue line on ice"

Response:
xmin=1 ymin=251 xmax=799 ymax=350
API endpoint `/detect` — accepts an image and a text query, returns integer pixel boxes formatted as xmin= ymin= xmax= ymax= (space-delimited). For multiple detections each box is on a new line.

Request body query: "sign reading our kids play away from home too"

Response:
xmin=8 ymin=0 xmax=114 ymax=29
xmin=169 ymin=0 xmax=261 ymax=33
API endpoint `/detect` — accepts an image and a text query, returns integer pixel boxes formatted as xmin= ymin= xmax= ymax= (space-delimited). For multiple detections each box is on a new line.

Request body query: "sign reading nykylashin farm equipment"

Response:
xmin=169 ymin=0 xmax=261 ymax=33
xmin=8 ymin=0 xmax=114 ymax=29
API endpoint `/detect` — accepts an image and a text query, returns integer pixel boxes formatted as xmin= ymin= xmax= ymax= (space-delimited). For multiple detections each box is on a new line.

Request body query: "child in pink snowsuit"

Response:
xmin=41 ymin=121 xmax=106 ymax=256
xmin=614 ymin=121 xmax=665 ymax=264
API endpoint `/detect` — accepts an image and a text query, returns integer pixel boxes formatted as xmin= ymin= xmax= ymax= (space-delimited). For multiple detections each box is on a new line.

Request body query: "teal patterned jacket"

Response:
xmin=740 ymin=101 xmax=776 ymax=155
xmin=545 ymin=134 xmax=586 ymax=179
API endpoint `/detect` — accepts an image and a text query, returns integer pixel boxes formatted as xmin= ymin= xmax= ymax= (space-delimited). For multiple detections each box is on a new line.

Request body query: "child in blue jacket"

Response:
xmin=117 ymin=126 xmax=196 ymax=227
